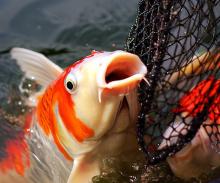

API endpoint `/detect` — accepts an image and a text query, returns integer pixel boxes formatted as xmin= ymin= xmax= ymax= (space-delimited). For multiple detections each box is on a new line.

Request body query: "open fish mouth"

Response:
xmin=96 ymin=51 xmax=145 ymax=133
xmin=97 ymin=51 xmax=147 ymax=102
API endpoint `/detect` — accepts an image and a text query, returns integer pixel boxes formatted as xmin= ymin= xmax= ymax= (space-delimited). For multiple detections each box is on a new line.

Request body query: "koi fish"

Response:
xmin=157 ymin=49 xmax=220 ymax=179
xmin=7 ymin=48 xmax=147 ymax=183
xmin=159 ymin=55 xmax=220 ymax=179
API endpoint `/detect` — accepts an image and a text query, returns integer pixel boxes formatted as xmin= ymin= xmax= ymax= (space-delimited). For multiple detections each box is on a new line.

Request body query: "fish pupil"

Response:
xmin=67 ymin=81 xmax=73 ymax=90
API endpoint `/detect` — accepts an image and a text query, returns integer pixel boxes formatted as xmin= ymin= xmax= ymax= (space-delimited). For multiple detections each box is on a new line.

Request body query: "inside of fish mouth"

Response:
xmin=105 ymin=69 xmax=130 ymax=83
xmin=105 ymin=60 xmax=140 ymax=84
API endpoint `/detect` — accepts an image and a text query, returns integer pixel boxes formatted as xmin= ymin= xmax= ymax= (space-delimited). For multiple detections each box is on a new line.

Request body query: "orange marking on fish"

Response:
xmin=54 ymin=68 xmax=94 ymax=142
xmin=172 ymin=76 xmax=220 ymax=116
xmin=36 ymin=66 xmax=94 ymax=159
xmin=209 ymin=92 xmax=220 ymax=124
xmin=36 ymin=84 xmax=72 ymax=160
xmin=24 ymin=110 xmax=33 ymax=133
xmin=173 ymin=76 xmax=220 ymax=123
xmin=50 ymin=109 xmax=73 ymax=160
xmin=0 ymin=115 xmax=31 ymax=176
xmin=37 ymin=86 xmax=54 ymax=136
xmin=0 ymin=134 xmax=30 ymax=176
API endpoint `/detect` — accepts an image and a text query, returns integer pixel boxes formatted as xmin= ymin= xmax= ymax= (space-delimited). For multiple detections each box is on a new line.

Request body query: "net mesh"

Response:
xmin=125 ymin=0 xmax=220 ymax=164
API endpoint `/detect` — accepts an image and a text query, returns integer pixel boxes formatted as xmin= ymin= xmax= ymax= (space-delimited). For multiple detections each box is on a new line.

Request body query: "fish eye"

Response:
xmin=64 ymin=73 xmax=77 ymax=94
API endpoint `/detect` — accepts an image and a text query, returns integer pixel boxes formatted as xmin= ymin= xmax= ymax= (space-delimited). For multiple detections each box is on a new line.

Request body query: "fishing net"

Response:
xmin=125 ymin=0 xmax=220 ymax=164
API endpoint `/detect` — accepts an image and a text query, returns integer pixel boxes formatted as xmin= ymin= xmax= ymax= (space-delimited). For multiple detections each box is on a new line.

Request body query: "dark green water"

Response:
xmin=0 ymin=0 xmax=141 ymax=118
xmin=0 ymin=0 xmax=137 ymax=115
xmin=0 ymin=0 xmax=137 ymax=53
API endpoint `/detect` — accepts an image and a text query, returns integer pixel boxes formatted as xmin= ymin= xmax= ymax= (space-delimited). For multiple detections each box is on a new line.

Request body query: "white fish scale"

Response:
xmin=9 ymin=47 xmax=147 ymax=182
xmin=26 ymin=119 xmax=72 ymax=183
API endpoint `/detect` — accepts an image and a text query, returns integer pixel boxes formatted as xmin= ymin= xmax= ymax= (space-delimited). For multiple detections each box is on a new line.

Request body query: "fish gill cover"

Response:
xmin=125 ymin=0 xmax=220 ymax=164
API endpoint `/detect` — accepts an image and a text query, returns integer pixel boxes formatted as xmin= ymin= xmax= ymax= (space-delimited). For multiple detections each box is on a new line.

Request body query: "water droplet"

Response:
xmin=31 ymin=76 xmax=35 ymax=80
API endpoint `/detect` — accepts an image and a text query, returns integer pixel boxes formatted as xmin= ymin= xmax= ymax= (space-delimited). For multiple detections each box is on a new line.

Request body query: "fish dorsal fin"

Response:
xmin=11 ymin=47 xmax=63 ymax=87
xmin=11 ymin=48 xmax=63 ymax=106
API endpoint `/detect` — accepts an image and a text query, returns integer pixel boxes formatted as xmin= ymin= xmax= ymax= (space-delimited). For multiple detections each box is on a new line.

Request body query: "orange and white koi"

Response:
xmin=159 ymin=51 xmax=220 ymax=179
xmin=158 ymin=48 xmax=220 ymax=179
xmin=9 ymin=48 xmax=147 ymax=182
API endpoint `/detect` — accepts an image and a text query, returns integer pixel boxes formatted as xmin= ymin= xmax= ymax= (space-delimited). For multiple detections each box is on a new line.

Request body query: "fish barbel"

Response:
xmin=3 ymin=48 xmax=147 ymax=183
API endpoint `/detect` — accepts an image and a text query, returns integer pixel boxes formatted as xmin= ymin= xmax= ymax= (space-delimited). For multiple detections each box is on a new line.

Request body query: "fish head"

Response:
xmin=38 ymin=50 xmax=147 ymax=158
xmin=69 ymin=51 xmax=147 ymax=137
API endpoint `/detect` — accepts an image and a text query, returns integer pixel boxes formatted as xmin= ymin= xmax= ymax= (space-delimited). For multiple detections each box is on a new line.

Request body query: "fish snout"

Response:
xmin=97 ymin=51 xmax=147 ymax=98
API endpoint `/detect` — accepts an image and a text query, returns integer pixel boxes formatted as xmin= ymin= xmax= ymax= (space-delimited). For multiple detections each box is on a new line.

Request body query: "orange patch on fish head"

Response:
xmin=70 ymin=51 xmax=147 ymax=139
xmin=37 ymin=51 xmax=147 ymax=159
xmin=36 ymin=60 xmax=96 ymax=159
xmin=53 ymin=67 xmax=95 ymax=142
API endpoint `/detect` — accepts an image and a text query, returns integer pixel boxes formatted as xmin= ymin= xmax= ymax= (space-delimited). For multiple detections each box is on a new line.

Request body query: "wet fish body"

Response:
xmin=0 ymin=48 xmax=147 ymax=183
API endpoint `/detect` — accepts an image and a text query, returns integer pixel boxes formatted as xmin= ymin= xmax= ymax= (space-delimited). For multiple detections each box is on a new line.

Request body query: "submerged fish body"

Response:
xmin=2 ymin=48 xmax=147 ymax=183
xmin=159 ymin=76 xmax=220 ymax=179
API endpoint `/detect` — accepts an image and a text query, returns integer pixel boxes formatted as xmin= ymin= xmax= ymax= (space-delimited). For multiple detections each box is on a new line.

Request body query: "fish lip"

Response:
xmin=97 ymin=51 xmax=147 ymax=92
xmin=97 ymin=51 xmax=147 ymax=102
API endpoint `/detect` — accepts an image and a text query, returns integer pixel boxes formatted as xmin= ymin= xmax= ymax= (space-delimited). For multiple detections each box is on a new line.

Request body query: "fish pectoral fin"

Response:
xmin=10 ymin=47 xmax=63 ymax=88
xmin=67 ymin=155 xmax=101 ymax=183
